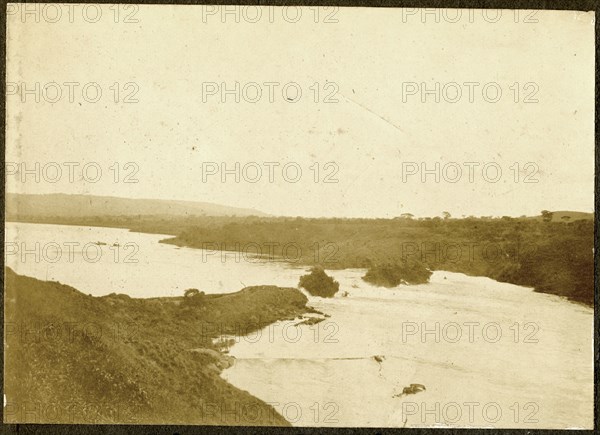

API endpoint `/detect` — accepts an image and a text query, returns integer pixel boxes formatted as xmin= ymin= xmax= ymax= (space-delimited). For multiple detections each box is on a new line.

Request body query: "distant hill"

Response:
xmin=5 ymin=193 xmax=268 ymax=219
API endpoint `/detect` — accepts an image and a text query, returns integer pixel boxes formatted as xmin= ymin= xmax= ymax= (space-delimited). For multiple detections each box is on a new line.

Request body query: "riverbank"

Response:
xmin=161 ymin=216 xmax=594 ymax=306
xmin=4 ymin=268 xmax=312 ymax=425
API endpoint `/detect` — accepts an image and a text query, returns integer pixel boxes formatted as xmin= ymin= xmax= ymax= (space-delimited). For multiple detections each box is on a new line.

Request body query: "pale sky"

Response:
xmin=6 ymin=6 xmax=595 ymax=218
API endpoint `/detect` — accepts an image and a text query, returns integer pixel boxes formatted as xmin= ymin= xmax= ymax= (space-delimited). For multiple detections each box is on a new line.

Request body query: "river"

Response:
xmin=4 ymin=222 xmax=594 ymax=428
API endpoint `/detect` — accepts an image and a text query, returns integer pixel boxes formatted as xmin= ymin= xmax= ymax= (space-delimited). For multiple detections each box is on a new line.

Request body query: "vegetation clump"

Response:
xmin=299 ymin=267 xmax=340 ymax=297
xmin=182 ymin=288 xmax=205 ymax=308
xmin=362 ymin=260 xmax=432 ymax=287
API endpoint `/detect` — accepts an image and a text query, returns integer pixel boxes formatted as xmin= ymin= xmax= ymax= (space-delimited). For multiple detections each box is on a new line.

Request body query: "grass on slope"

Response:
xmin=4 ymin=268 xmax=309 ymax=425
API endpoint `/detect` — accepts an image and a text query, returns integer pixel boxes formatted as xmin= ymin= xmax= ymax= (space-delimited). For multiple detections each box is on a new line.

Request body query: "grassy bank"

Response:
xmin=4 ymin=268 xmax=310 ymax=425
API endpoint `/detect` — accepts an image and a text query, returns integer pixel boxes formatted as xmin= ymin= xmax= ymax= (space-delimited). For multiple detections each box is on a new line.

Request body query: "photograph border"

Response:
xmin=0 ymin=0 xmax=597 ymax=433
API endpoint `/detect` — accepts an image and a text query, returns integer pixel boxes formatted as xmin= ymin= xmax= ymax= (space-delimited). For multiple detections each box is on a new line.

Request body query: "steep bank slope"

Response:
xmin=4 ymin=268 xmax=308 ymax=425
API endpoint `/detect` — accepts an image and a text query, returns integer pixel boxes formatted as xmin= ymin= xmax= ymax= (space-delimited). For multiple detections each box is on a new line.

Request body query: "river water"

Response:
xmin=5 ymin=222 xmax=594 ymax=428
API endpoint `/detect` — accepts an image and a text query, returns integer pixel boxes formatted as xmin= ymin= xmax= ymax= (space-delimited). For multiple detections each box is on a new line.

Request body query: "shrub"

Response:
xmin=298 ymin=267 xmax=339 ymax=298
xmin=182 ymin=288 xmax=206 ymax=308
xmin=362 ymin=261 xmax=431 ymax=287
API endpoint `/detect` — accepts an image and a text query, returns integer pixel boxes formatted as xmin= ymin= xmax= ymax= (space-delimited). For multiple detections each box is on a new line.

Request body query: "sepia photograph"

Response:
xmin=3 ymin=3 xmax=596 ymax=429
